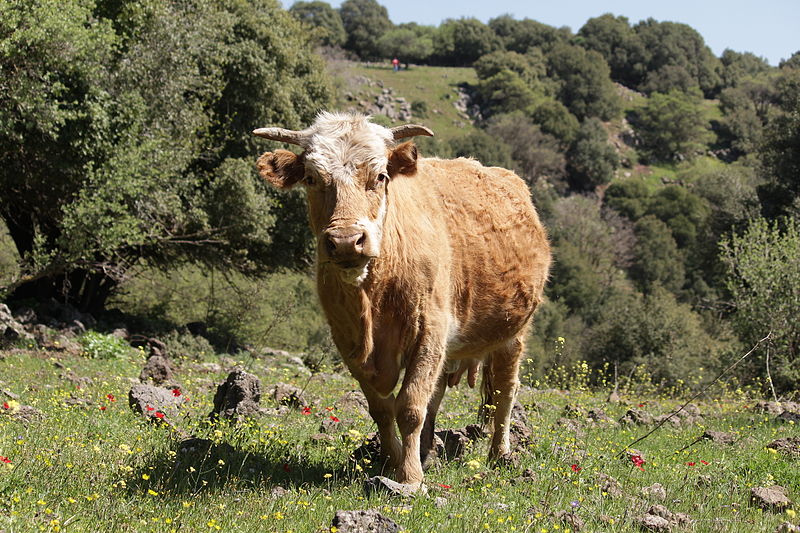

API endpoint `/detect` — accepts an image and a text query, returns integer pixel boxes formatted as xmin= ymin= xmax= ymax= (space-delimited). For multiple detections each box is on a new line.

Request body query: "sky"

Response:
xmin=318 ymin=0 xmax=799 ymax=66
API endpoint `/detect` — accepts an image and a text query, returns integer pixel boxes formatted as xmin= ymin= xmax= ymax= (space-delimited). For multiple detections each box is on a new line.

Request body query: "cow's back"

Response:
xmin=418 ymin=157 xmax=550 ymax=358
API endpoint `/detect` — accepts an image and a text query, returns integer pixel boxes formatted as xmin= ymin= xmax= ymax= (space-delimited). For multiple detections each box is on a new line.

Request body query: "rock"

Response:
xmin=434 ymin=496 xmax=448 ymax=508
xmin=266 ymin=383 xmax=306 ymax=409
xmin=1 ymin=389 xmax=20 ymax=400
xmin=775 ymin=522 xmax=800 ymax=532
xmin=129 ymin=335 xmax=167 ymax=358
xmin=463 ymin=424 xmax=487 ymax=441
xmin=607 ymin=390 xmax=621 ymax=403
xmin=756 ymin=401 xmax=800 ymax=416
xmin=702 ymin=430 xmax=736 ymax=445
xmin=336 ymin=390 xmax=370 ymax=417
xmin=351 ymin=433 xmax=381 ymax=464
xmin=270 ymin=486 xmax=289 ymax=499
xmin=642 ymin=483 xmax=667 ymax=501
xmin=553 ymin=510 xmax=585 ymax=531
xmin=128 ymin=383 xmax=182 ymax=421
xmin=320 ymin=417 xmax=344 ymax=434
xmin=563 ymin=404 xmax=587 ymax=419
xmin=363 ymin=476 xmax=425 ymax=498
xmin=310 ymin=432 xmax=336 ymax=443
xmin=588 ymin=408 xmax=617 ymax=425
xmin=139 ymin=354 xmax=175 ymax=385
xmin=620 ymin=408 xmax=653 ymax=425
xmin=636 ymin=513 xmax=671 ymax=532
xmin=647 ymin=505 xmax=690 ymax=527
xmin=436 ymin=429 xmax=470 ymax=460
xmin=210 ymin=369 xmax=262 ymax=420
xmin=767 ymin=437 xmax=800 ymax=457
xmin=330 ymin=509 xmax=401 ymax=533
xmin=597 ymin=473 xmax=623 ymax=498
xmin=751 ymin=485 xmax=793 ymax=511
xmin=111 ymin=328 xmax=129 ymax=339
xmin=777 ymin=411 xmax=800 ymax=424
xmin=555 ymin=417 xmax=586 ymax=438
xmin=0 ymin=304 xmax=33 ymax=343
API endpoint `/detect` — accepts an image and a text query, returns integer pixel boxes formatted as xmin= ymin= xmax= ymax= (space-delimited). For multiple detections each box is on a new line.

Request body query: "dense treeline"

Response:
xmin=1 ymin=0 xmax=798 ymax=394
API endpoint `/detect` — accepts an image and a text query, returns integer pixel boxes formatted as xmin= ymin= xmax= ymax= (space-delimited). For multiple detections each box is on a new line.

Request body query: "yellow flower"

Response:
xmin=142 ymin=474 xmax=150 ymax=480
xmin=148 ymin=489 xmax=158 ymax=496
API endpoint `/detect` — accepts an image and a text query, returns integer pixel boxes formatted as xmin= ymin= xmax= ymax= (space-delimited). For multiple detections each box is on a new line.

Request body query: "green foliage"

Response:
xmin=432 ymin=18 xmax=501 ymax=66
xmin=485 ymin=112 xmax=565 ymax=185
xmin=376 ymin=23 xmax=435 ymax=64
xmin=0 ymin=0 xmax=331 ymax=311
xmin=487 ymin=15 xmax=570 ymax=54
xmin=546 ymin=43 xmax=621 ymax=121
xmin=566 ymin=118 xmax=619 ymax=191
xmin=629 ymin=216 xmax=685 ymax=293
xmin=577 ymin=14 xmax=645 ymax=88
xmin=447 ymin=129 xmax=514 ymax=169
xmin=585 ymin=287 xmax=724 ymax=386
xmin=78 ymin=331 xmax=132 ymax=359
xmin=473 ymin=50 xmax=546 ymax=86
xmin=529 ymin=99 xmax=580 ymax=145
xmin=720 ymin=218 xmax=800 ymax=392
xmin=289 ymin=1 xmax=347 ymax=48
xmin=338 ymin=0 xmax=393 ymax=60
xmin=720 ymin=49 xmax=772 ymax=89
xmin=604 ymin=180 xmax=652 ymax=220
xmin=634 ymin=88 xmax=712 ymax=161
xmin=474 ymin=70 xmax=538 ymax=115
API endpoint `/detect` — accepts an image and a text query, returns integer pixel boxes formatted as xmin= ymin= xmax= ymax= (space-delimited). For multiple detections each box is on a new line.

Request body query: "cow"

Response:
xmin=254 ymin=112 xmax=550 ymax=486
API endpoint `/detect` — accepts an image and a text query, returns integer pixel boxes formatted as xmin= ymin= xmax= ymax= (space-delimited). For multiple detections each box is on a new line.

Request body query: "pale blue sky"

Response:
xmin=315 ymin=0 xmax=799 ymax=66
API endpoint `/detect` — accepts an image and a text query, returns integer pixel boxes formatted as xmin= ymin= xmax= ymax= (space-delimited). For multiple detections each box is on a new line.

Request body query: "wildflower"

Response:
xmin=148 ymin=489 xmax=158 ymax=496
xmin=172 ymin=388 xmax=181 ymax=397
xmin=2 ymin=402 xmax=8 ymax=410
xmin=466 ymin=459 xmax=480 ymax=470
xmin=0 ymin=456 xmax=11 ymax=467
xmin=700 ymin=460 xmax=709 ymax=465
xmin=686 ymin=462 xmax=696 ymax=467
xmin=142 ymin=474 xmax=150 ymax=480
xmin=302 ymin=406 xmax=312 ymax=415
xmin=106 ymin=394 xmax=116 ymax=402
xmin=787 ymin=509 xmax=796 ymax=518
xmin=570 ymin=500 xmax=580 ymax=509
xmin=154 ymin=412 xmax=165 ymax=419
xmin=570 ymin=464 xmax=581 ymax=473
xmin=630 ymin=454 xmax=645 ymax=471
xmin=100 ymin=406 xmax=107 ymax=411
xmin=145 ymin=405 xmax=155 ymax=412
xmin=330 ymin=415 xmax=340 ymax=422
xmin=437 ymin=483 xmax=452 ymax=489
xmin=325 ymin=406 xmax=334 ymax=411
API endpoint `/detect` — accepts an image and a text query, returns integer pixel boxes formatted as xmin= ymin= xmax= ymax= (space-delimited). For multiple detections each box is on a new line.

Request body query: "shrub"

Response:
xmin=78 ymin=331 xmax=131 ymax=359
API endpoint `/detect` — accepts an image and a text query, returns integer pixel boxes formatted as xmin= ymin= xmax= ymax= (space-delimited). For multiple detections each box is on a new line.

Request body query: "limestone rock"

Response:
xmin=330 ymin=509 xmax=401 ymax=533
xmin=767 ymin=437 xmax=800 ymax=457
xmin=139 ymin=354 xmax=174 ymax=385
xmin=211 ymin=369 xmax=262 ymax=420
xmin=128 ymin=383 xmax=182 ymax=421
xmin=751 ymin=485 xmax=793 ymax=511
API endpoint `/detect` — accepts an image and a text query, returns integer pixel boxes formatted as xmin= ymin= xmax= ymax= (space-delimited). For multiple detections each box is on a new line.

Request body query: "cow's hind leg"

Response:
xmin=485 ymin=336 xmax=524 ymax=460
xmin=361 ymin=385 xmax=401 ymax=470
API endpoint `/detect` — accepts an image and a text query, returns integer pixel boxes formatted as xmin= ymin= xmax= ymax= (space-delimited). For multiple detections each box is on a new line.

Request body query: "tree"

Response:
xmin=448 ymin=130 xmax=514 ymax=169
xmin=0 ymin=0 xmax=331 ymax=312
xmin=488 ymin=15 xmax=569 ymax=54
xmin=474 ymin=50 xmax=546 ymax=86
xmin=529 ymin=100 xmax=580 ymax=145
xmin=474 ymin=70 xmax=539 ymax=116
xmin=566 ymin=118 xmax=619 ymax=191
xmin=577 ymin=13 xmax=646 ymax=88
xmin=633 ymin=19 xmax=722 ymax=96
xmin=432 ymin=17 xmax=501 ymax=66
xmin=720 ymin=49 xmax=771 ymax=89
xmin=634 ymin=88 xmax=712 ymax=161
xmin=338 ymin=0 xmax=392 ymax=60
xmin=628 ymin=216 xmax=685 ymax=293
xmin=546 ymin=43 xmax=621 ymax=121
xmin=757 ymin=68 xmax=800 ymax=219
xmin=376 ymin=23 xmax=434 ymax=64
xmin=720 ymin=218 xmax=800 ymax=392
xmin=289 ymin=1 xmax=347 ymax=48
xmin=485 ymin=112 xmax=566 ymax=185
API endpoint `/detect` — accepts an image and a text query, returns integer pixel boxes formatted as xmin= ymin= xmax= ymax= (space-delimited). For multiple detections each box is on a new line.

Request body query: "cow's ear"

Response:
xmin=388 ymin=141 xmax=418 ymax=177
xmin=257 ymin=150 xmax=305 ymax=189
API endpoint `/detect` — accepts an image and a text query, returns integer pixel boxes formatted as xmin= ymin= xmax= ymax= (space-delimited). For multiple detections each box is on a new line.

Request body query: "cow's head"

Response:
xmin=254 ymin=112 xmax=433 ymax=284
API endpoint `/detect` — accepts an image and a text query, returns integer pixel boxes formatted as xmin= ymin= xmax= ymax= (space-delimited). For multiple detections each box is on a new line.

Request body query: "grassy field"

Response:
xmin=0 ymin=346 xmax=797 ymax=532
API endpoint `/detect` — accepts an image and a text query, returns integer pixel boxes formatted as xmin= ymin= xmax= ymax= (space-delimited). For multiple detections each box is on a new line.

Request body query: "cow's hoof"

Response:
xmin=364 ymin=475 xmax=427 ymax=498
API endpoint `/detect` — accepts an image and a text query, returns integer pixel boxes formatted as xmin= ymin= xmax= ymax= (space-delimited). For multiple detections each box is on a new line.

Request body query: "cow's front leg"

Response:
xmin=395 ymin=340 xmax=446 ymax=484
xmin=360 ymin=384 xmax=401 ymax=470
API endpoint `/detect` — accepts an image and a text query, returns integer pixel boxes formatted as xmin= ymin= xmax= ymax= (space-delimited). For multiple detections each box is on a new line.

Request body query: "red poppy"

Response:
xmin=686 ymin=462 xmax=696 ymax=466
xmin=301 ymin=406 xmax=312 ymax=415
xmin=0 ymin=456 xmax=10 ymax=464
xmin=638 ymin=403 xmax=645 ymax=408
xmin=172 ymin=388 xmax=181 ymax=397
xmin=100 ymin=406 xmax=107 ymax=411
xmin=329 ymin=415 xmax=340 ymax=422
xmin=325 ymin=406 xmax=334 ymax=411
xmin=571 ymin=464 xmax=582 ymax=472
xmin=700 ymin=460 xmax=709 ymax=465
xmin=154 ymin=412 xmax=165 ymax=419
xmin=145 ymin=405 xmax=155 ymax=411
xmin=106 ymin=394 xmax=116 ymax=402
xmin=2 ymin=402 xmax=8 ymax=410
xmin=630 ymin=454 xmax=645 ymax=471
xmin=437 ymin=483 xmax=452 ymax=489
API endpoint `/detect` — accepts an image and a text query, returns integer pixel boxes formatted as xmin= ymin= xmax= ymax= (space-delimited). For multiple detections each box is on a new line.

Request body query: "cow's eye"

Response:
xmin=304 ymin=175 xmax=315 ymax=186
xmin=376 ymin=173 xmax=389 ymax=185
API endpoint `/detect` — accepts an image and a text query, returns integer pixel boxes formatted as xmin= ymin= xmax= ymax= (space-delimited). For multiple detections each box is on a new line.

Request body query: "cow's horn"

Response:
xmin=391 ymin=124 xmax=434 ymax=140
xmin=252 ymin=127 xmax=310 ymax=147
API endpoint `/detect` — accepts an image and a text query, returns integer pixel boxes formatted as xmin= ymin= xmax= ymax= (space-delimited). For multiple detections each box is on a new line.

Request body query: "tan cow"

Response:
xmin=254 ymin=112 xmax=550 ymax=486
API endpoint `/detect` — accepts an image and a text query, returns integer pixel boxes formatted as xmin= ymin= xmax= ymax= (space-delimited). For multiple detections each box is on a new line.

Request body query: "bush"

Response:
xmin=78 ymin=331 xmax=132 ymax=360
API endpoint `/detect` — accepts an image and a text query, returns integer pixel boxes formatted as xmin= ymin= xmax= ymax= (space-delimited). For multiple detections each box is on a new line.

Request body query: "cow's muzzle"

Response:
xmin=322 ymin=226 xmax=373 ymax=268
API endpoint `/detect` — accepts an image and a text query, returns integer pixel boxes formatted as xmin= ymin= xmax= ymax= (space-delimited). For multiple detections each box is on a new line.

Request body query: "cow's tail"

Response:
xmin=479 ymin=356 xmax=494 ymax=431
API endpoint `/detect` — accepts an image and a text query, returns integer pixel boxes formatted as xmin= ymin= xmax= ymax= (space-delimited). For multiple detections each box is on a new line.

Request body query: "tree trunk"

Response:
xmin=8 ymin=268 xmax=117 ymax=315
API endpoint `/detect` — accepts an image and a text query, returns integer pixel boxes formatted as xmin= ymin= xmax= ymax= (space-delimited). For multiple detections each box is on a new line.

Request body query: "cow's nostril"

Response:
xmin=356 ymin=234 xmax=366 ymax=247
xmin=325 ymin=234 xmax=337 ymax=255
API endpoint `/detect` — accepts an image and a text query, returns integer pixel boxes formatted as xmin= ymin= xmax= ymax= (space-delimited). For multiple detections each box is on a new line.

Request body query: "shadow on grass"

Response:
xmin=124 ymin=431 xmax=392 ymax=497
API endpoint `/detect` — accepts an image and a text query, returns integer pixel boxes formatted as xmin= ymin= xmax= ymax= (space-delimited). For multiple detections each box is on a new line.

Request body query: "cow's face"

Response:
xmin=256 ymin=118 xmax=420 ymax=285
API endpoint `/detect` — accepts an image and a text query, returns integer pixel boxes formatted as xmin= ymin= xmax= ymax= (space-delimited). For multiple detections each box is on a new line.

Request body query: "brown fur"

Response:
xmin=257 ymin=116 xmax=550 ymax=485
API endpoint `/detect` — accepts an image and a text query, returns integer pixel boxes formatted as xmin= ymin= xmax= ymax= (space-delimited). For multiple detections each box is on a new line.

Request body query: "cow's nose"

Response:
xmin=324 ymin=228 xmax=366 ymax=259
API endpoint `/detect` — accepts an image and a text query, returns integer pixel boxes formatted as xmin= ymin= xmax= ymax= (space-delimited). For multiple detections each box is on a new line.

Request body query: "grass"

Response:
xmin=329 ymin=60 xmax=478 ymax=142
xmin=0 ymin=346 xmax=798 ymax=532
